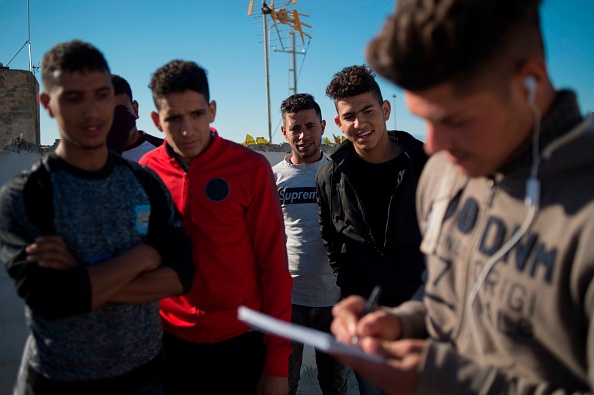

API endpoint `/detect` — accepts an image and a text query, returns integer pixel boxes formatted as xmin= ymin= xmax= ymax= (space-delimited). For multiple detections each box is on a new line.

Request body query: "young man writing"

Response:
xmin=331 ymin=1 xmax=594 ymax=393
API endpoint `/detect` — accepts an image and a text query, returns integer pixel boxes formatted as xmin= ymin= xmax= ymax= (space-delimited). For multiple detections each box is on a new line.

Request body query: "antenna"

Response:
xmin=27 ymin=0 xmax=32 ymax=72
xmin=273 ymin=31 xmax=306 ymax=95
xmin=6 ymin=0 xmax=32 ymax=71
xmin=247 ymin=0 xmax=312 ymax=142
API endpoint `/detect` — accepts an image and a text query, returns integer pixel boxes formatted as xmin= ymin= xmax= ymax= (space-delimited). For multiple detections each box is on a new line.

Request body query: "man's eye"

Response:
xmin=443 ymin=119 xmax=467 ymax=127
xmin=63 ymin=95 xmax=81 ymax=103
xmin=166 ymin=116 xmax=181 ymax=123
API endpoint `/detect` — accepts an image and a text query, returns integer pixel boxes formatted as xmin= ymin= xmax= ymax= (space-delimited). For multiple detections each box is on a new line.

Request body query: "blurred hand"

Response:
xmin=114 ymin=95 xmax=139 ymax=119
xmin=26 ymin=236 xmax=77 ymax=270
xmin=332 ymin=337 xmax=425 ymax=395
xmin=331 ymin=295 xmax=402 ymax=344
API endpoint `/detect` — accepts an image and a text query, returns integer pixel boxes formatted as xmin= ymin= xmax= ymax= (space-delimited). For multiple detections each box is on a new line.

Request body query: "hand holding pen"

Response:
xmin=351 ymin=285 xmax=382 ymax=345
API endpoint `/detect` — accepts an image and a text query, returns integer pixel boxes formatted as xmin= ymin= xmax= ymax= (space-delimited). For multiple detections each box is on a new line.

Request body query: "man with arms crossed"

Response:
xmin=272 ymin=93 xmax=348 ymax=395
xmin=0 ymin=40 xmax=194 ymax=394
xmin=331 ymin=0 xmax=594 ymax=394
xmin=140 ymin=60 xmax=292 ymax=395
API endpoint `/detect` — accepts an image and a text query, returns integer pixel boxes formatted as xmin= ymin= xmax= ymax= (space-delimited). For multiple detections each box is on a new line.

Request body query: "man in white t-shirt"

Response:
xmin=272 ymin=93 xmax=348 ymax=395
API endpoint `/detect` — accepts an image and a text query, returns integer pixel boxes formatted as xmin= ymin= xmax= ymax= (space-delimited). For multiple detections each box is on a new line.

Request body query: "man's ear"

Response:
xmin=320 ymin=119 xmax=326 ymax=136
xmin=381 ymin=100 xmax=391 ymax=122
xmin=150 ymin=111 xmax=163 ymax=132
xmin=334 ymin=115 xmax=342 ymax=130
xmin=209 ymin=100 xmax=217 ymax=123
xmin=39 ymin=93 xmax=54 ymax=118
xmin=132 ymin=100 xmax=139 ymax=119
xmin=281 ymin=125 xmax=289 ymax=142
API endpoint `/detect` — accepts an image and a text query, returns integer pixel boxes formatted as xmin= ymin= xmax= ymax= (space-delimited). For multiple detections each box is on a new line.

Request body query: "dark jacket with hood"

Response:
xmin=316 ymin=130 xmax=428 ymax=307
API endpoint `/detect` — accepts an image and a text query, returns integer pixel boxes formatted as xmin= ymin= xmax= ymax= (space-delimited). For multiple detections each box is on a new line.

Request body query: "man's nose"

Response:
xmin=423 ymin=123 xmax=450 ymax=156
xmin=181 ymin=117 xmax=194 ymax=136
xmin=353 ymin=116 xmax=363 ymax=129
xmin=83 ymin=99 xmax=100 ymax=118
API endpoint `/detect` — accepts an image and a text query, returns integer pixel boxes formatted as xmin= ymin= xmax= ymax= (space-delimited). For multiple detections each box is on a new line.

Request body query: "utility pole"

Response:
xmin=27 ymin=0 xmax=32 ymax=72
xmin=273 ymin=31 xmax=306 ymax=95
xmin=247 ymin=0 xmax=312 ymax=142
xmin=262 ymin=2 xmax=272 ymax=143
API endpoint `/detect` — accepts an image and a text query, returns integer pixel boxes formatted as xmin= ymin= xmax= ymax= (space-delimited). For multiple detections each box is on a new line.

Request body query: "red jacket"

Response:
xmin=140 ymin=132 xmax=293 ymax=376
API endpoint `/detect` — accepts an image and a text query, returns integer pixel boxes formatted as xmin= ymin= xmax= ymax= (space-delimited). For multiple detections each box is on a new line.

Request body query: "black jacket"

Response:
xmin=316 ymin=130 xmax=427 ymax=307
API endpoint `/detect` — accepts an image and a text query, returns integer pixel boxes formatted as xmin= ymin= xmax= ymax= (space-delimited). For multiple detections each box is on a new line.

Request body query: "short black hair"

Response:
xmin=280 ymin=93 xmax=322 ymax=121
xmin=41 ymin=40 xmax=110 ymax=90
xmin=326 ymin=65 xmax=384 ymax=104
xmin=149 ymin=60 xmax=209 ymax=109
xmin=111 ymin=74 xmax=133 ymax=101
xmin=366 ymin=0 xmax=544 ymax=92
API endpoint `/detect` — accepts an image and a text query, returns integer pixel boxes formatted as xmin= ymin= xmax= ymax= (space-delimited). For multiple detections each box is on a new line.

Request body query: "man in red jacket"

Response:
xmin=139 ymin=60 xmax=292 ymax=395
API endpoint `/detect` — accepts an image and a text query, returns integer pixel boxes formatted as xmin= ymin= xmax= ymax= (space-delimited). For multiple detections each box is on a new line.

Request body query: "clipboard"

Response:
xmin=238 ymin=306 xmax=385 ymax=363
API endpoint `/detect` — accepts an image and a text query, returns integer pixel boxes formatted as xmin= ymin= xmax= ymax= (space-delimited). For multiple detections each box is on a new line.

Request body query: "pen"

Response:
xmin=351 ymin=285 xmax=382 ymax=344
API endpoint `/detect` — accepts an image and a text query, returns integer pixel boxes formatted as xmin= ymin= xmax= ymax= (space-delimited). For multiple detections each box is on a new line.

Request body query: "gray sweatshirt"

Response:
xmin=393 ymin=92 xmax=594 ymax=394
xmin=273 ymin=154 xmax=341 ymax=307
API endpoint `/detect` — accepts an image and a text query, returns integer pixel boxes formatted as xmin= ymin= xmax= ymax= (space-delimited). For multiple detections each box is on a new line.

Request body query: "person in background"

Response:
xmin=106 ymin=74 xmax=163 ymax=161
xmin=316 ymin=64 xmax=427 ymax=394
xmin=330 ymin=0 xmax=594 ymax=394
xmin=272 ymin=93 xmax=349 ymax=395
xmin=0 ymin=39 xmax=194 ymax=395
xmin=140 ymin=59 xmax=293 ymax=395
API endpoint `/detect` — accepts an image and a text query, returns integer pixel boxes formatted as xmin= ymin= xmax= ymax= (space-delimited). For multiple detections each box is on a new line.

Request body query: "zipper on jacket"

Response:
xmin=180 ymin=162 xmax=190 ymax=215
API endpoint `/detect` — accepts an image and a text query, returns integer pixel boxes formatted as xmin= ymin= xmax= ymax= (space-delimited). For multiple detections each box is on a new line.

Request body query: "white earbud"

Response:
xmin=524 ymin=75 xmax=537 ymax=104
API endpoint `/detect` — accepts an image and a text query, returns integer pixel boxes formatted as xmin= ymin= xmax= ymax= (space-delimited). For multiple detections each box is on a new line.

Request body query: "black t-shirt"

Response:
xmin=346 ymin=151 xmax=407 ymax=248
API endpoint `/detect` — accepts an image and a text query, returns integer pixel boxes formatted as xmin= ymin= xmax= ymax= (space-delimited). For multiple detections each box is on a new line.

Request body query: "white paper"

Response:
xmin=237 ymin=306 xmax=385 ymax=363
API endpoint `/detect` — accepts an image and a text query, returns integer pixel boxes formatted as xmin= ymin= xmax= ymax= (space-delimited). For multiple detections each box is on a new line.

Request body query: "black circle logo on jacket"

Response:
xmin=205 ymin=178 xmax=230 ymax=202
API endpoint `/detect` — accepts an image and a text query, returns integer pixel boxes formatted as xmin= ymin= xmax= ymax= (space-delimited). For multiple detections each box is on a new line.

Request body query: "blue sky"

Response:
xmin=2 ymin=0 xmax=593 ymax=146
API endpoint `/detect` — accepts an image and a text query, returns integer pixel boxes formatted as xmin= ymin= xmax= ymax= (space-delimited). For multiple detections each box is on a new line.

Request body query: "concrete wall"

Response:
xmin=0 ymin=68 xmax=40 ymax=146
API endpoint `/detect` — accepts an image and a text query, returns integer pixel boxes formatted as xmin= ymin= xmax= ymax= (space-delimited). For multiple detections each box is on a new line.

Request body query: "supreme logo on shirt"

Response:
xmin=278 ymin=187 xmax=317 ymax=205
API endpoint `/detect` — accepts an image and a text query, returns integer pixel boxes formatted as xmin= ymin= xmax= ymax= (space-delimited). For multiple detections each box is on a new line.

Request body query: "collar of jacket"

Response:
xmin=498 ymin=89 xmax=583 ymax=175
xmin=164 ymin=130 xmax=217 ymax=172
xmin=329 ymin=130 xmax=423 ymax=166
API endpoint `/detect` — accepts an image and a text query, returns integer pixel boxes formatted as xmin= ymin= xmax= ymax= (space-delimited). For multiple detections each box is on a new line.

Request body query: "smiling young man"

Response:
xmin=329 ymin=1 xmax=594 ymax=394
xmin=139 ymin=60 xmax=293 ymax=395
xmin=0 ymin=40 xmax=194 ymax=395
xmin=316 ymin=65 xmax=427 ymax=394
xmin=316 ymin=65 xmax=427 ymax=308
xmin=272 ymin=94 xmax=348 ymax=395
